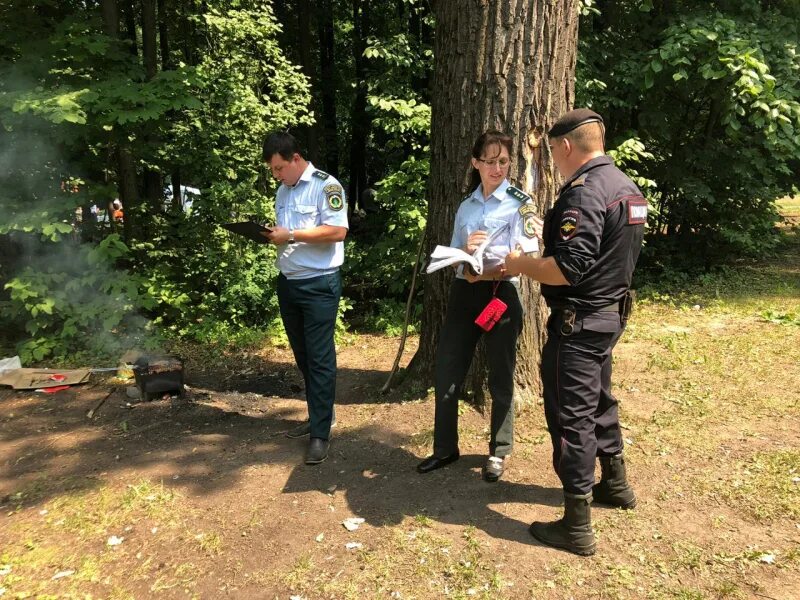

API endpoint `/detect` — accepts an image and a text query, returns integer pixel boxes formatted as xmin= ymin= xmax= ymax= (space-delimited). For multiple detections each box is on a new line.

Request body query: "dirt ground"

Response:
xmin=1 ymin=224 xmax=799 ymax=599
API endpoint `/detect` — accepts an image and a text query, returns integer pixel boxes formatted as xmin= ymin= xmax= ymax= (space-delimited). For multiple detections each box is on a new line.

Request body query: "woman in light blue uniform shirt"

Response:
xmin=417 ymin=130 xmax=540 ymax=482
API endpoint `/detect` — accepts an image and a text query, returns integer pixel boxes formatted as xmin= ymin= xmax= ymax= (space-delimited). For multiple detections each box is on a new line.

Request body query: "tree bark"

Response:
xmin=141 ymin=0 xmax=158 ymax=79
xmin=140 ymin=0 xmax=163 ymax=215
xmin=121 ymin=0 xmax=138 ymax=55
xmin=410 ymin=0 xmax=579 ymax=407
xmin=100 ymin=0 xmax=119 ymax=37
xmin=348 ymin=0 xmax=371 ymax=211
xmin=317 ymin=0 xmax=339 ymax=176
xmin=157 ymin=0 xmax=170 ymax=70
xmin=100 ymin=0 xmax=137 ymax=242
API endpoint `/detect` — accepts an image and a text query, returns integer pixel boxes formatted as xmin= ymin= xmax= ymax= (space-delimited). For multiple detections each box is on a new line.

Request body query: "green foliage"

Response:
xmin=2 ymin=235 xmax=157 ymax=363
xmin=343 ymin=0 xmax=431 ymax=319
xmin=361 ymin=299 xmax=418 ymax=337
xmin=0 ymin=0 xmax=313 ymax=358
xmin=344 ymin=155 xmax=428 ymax=302
xmin=578 ymin=0 xmax=800 ymax=270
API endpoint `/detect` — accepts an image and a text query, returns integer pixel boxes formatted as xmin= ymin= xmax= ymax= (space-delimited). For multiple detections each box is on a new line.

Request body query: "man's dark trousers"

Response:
xmin=541 ymin=311 xmax=625 ymax=494
xmin=433 ymin=278 xmax=523 ymax=459
xmin=277 ymin=272 xmax=341 ymax=440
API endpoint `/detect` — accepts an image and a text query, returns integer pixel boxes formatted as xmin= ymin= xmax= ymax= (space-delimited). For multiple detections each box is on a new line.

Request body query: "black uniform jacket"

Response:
xmin=541 ymin=156 xmax=646 ymax=313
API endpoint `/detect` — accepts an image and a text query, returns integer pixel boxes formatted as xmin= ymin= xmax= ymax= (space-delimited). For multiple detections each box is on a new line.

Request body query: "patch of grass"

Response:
xmin=716 ymin=450 xmax=800 ymax=522
xmin=282 ymin=553 xmax=315 ymax=591
xmin=278 ymin=524 xmax=506 ymax=599
xmin=408 ymin=427 xmax=434 ymax=450
xmin=413 ymin=513 xmax=433 ymax=527
xmin=0 ymin=477 xmax=192 ymax=599
xmin=668 ymin=589 xmax=707 ymax=600
xmin=671 ymin=541 xmax=705 ymax=571
xmin=712 ymin=580 xmax=746 ymax=599
xmin=195 ymin=531 xmax=222 ymax=555
xmin=121 ymin=479 xmax=177 ymax=513
xmin=150 ymin=562 xmax=201 ymax=593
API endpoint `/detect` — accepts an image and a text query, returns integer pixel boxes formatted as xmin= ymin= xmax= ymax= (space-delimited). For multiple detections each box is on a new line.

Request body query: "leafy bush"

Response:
xmin=2 ymin=234 xmax=157 ymax=363
xmin=578 ymin=0 xmax=800 ymax=270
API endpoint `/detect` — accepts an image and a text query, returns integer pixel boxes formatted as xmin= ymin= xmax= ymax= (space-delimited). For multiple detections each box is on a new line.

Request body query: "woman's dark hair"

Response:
xmin=468 ymin=130 xmax=513 ymax=192
xmin=262 ymin=131 xmax=303 ymax=162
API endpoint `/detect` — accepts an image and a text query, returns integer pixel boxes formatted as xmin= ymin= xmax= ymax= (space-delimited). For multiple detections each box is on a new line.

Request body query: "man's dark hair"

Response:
xmin=262 ymin=131 xmax=303 ymax=162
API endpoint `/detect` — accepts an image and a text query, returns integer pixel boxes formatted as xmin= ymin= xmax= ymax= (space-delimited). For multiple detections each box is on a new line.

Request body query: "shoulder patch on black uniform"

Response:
xmin=626 ymin=196 xmax=648 ymax=225
xmin=560 ymin=208 xmax=580 ymax=240
xmin=324 ymin=183 xmax=344 ymax=211
xmin=506 ymin=185 xmax=530 ymax=202
xmin=570 ymin=176 xmax=586 ymax=188
xmin=312 ymin=170 xmax=329 ymax=180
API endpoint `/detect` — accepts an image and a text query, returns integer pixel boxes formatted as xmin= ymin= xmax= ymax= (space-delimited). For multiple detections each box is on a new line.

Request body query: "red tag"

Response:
xmin=475 ymin=297 xmax=508 ymax=331
xmin=37 ymin=385 xmax=71 ymax=393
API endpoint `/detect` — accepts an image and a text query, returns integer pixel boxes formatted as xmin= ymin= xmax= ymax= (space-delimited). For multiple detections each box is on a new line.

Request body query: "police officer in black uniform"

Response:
xmin=505 ymin=109 xmax=646 ymax=555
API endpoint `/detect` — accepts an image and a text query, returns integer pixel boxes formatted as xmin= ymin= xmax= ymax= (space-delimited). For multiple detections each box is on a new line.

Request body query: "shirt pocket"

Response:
xmin=291 ymin=203 xmax=319 ymax=229
xmin=483 ymin=217 xmax=512 ymax=258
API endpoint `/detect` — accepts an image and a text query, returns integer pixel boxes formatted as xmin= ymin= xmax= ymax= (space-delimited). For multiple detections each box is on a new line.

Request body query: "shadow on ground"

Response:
xmin=0 ymin=381 xmax=559 ymax=546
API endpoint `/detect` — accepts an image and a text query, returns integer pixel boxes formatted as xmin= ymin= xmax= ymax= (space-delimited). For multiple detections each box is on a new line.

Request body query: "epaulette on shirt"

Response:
xmin=506 ymin=185 xmax=531 ymax=202
xmin=312 ymin=170 xmax=330 ymax=180
xmin=570 ymin=176 xmax=586 ymax=188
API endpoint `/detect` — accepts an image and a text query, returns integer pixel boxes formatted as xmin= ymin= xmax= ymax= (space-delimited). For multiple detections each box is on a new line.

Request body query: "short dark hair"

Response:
xmin=262 ymin=131 xmax=303 ymax=162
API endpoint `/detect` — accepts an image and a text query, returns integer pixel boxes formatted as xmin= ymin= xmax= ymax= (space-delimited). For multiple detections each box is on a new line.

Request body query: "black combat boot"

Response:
xmin=529 ymin=491 xmax=596 ymax=556
xmin=593 ymin=453 xmax=637 ymax=509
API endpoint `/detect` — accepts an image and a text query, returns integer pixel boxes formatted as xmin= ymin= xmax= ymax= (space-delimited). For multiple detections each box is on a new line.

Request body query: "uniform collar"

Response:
xmin=559 ymin=155 xmax=613 ymax=193
xmin=471 ymin=178 xmax=510 ymax=203
xmin=298 ymin=162 xmax=316 ymax=183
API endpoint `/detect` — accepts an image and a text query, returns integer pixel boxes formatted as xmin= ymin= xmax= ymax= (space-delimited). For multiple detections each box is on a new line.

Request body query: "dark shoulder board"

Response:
xmin=312 ymin=170 xmax=330 ymax=180
xmin=506 ymin=185 xmax=531 ymax=203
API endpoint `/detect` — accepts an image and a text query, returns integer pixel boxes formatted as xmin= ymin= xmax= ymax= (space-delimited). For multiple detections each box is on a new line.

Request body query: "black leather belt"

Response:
xmin=549 ymin=302 xmax=619 ymax=313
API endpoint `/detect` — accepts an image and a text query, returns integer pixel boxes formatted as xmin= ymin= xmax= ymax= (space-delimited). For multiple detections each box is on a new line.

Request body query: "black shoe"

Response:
xmin=482 ymin=456 xmax=505 ymax=482
xmin=286 ymin=418 xmax=337 ymax=439
xmin=529 ymin=492 xmax=596 ymax=556
xmin=416 ymin=451 xmax=460 ymax=474
xmin=304 ymin=437 xmax=329 ymax=465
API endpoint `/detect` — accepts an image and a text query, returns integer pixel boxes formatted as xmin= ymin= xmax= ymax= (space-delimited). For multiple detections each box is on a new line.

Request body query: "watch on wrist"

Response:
xmin=288 ymin=230 xmax=296 ymax=244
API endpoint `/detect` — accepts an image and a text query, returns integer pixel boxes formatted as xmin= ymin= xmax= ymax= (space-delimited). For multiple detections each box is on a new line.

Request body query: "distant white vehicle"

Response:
xmin=164 ymin=184 xmax=200 ymax=211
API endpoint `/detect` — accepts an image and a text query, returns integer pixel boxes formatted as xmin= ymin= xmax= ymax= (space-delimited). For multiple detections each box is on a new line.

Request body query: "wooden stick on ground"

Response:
xmin=86 ymin=389 xmax=116 ymax=419
xmin=381 ymin=229 xmax=426 ymax=394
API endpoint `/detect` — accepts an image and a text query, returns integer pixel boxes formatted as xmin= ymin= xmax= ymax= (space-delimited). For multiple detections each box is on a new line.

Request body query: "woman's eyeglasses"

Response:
xmin=476 ymin=158 xmax=511 ymax=168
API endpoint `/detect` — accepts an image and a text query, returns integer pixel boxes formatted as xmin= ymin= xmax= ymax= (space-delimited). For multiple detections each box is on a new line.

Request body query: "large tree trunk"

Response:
xmin=141 ymin=0 xmax=164 ymax=216
xmin=100 ymin=0 xmax=137 ymax=242
xmin=157 ymin=0 xmax=170 ymax=70
xmin=141 ymin=0 xmax=158 ymax=79
xmin=100 ymin=0 xmax=119 ymax=36
xmin=317 ymin=0 xmax=339 ymax=176
xmin=348 ymin=0 xmax=371 ymax=211
xmin=410 ymin=0 xmax=579 ymax=407
xmin=121 ymin=0 xmax=138 ymax=55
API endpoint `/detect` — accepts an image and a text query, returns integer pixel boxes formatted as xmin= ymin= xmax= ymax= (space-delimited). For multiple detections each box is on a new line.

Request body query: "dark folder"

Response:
xmin=221 ymin=221 xmax=273 ymax=244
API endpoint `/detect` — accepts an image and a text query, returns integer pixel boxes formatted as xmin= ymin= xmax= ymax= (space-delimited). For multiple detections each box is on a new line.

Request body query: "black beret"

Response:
xmin=547 ymin=108 xmax=604 ymax=137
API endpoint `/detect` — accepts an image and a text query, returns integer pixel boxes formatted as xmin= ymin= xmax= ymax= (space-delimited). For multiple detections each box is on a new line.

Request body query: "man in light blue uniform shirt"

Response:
xmin=262 ymin=132 xmax=348 ymax=465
